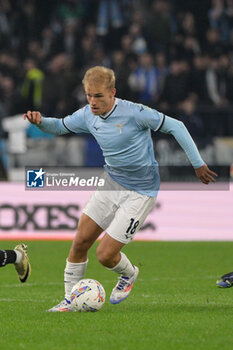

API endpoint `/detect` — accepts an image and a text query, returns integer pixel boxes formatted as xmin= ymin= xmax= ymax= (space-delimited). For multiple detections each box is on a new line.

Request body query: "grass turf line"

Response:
xmin=0 ymin=241 xmax=232 ymax=350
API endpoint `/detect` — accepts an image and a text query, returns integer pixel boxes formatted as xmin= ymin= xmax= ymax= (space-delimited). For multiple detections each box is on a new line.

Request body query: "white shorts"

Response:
xmin=82 ymin=174 xmax=156 ymax=244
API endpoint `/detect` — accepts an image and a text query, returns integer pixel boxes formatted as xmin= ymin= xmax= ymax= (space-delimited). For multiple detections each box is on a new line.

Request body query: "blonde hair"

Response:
xmin=82 ymin=66 xmax=115 ymax=90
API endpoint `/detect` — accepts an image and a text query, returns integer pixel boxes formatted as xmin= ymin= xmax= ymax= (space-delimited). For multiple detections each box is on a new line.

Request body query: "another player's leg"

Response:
xmin=216 ymin=271 xmax=233 ymax=288
xmin=0 ymin=249 xmax=17 ymax=267
xmin=0 ymin=244 xmax=31 ymax=283
xmin=47 ymin=213 xmax=103 ymax=312
xmin=96 ymin=234 xmax=139 ymax=304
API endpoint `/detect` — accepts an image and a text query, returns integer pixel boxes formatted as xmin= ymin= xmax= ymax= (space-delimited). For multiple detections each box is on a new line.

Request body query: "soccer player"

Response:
xmin=24 ymin=66 xmax=217 ymax=312
xmin=216 ymin=272 xmax=233 ymax=288
xmin=0 ymin=244 xmax=31 ymax=282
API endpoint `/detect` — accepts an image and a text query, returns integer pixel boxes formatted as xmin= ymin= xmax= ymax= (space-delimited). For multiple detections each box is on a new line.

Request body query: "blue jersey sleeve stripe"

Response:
xmin=155 ymin=113 xmax=165 ymax=131
xmin=37 ymin=117 xmax=69 ymax=135
xmin=62 ymin=118 xmax=75 ymax=134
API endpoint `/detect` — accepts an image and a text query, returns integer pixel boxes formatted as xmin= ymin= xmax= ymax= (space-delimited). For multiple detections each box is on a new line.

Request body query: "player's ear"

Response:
xmin=112 ymin=88 xmax=116 ymax=97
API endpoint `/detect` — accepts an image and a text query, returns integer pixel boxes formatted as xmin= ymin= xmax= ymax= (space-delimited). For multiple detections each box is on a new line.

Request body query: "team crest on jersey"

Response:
xmin=115 ymin=123 xmax=125 ymax=134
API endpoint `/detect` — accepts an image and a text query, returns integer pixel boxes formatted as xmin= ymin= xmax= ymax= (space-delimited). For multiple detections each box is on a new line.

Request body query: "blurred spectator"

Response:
xmin=208 ymin=0 xmax=230 ymax=44
xmin=120 ymin=34 xmax=134 ymax=58
xmin=154 ymin=52 xmax=169 ymax=96
xmin=42 ymin=53 xmax=76 ymax=115
xmin=111 ymin=51 xmax=131 ymax=98
xmin=88 ymin=45 xmax=110 ymax=68
xmin=70 ymin=83 xmax=87 ymax=111
xmin=190 ymin=55 xmax=210 ymax=106
xmin=21 ymin=59 xmax=44 ymax=111
xmin=0 ymin=72 xmax=6 ymax=120
xmin=128 ymin=23 xmax=148 ymax=55
xmin=218 ymin=53 xmax=230 ymax=99
xmin=41 ymin=26 xmax=62 ymax=60
xmin=130 ymin=8 xmax=145 ymax=27
xmin=96 ymin=0 xmax=124 ymax=36
xmin=182 ymin=35 xmax=201 ymax=63
xmin=85 ymin=23 xmax=97 ymax=42
xmin=75 ymin=36 xmax=94 ymax=69
xmin=179 ymin=12 xmax=197 ymax=37
xmin=0 ymin=52 xmax=20 ymax=82
xmin=128 ymin=53 xmax=161 ymax=105
xmin=178 ymin=99 xmax=205 ymax=137
xmin=204 ymin=28 xmax=224 ymax=56
xmin=62 ymin=19 xmax=80 ymax=57
xmin=27 ymin=40 xmax=46 ymax=65
xmin=226 ymin=63 xmax=233 ymax=103
xmin=56 ymin=0 xmax=85 ymax=21
xmin=146 ymin=0 xmax=174 ymax=52
xmin=167 ymin=33 xmax=186 ymax=61
xmin=159 ymin=60 xmax=191 ymax=111
xmin=0 ymin=0 xmax=10 ymax=39
xmin=1 ymin=76 xmax=23 ymax=116
xmin=205 ymin=55 xmax=227 ymax=107
xmin=225 ymin=0 xmax=233 ymax=43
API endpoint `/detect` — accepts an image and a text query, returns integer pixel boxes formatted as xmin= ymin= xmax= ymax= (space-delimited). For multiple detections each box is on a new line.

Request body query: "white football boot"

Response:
xmin=110 ymin=266 xmax=139 ymax=304
xmin=47 ymin=298 xmax=76 ymax=312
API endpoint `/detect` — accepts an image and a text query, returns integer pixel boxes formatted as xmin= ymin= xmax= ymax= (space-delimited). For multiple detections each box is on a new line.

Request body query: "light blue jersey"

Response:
xmin=38 ymin=98 xmax=204 ymax=196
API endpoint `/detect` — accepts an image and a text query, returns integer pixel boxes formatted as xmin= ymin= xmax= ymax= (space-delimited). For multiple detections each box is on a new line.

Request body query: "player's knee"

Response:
xmin=96 ymin=245 xmax=112 ymax=267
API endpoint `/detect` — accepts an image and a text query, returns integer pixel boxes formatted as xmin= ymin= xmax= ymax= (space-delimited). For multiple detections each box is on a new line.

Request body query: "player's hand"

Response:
xmin=195 ymin=164 xmax=218 ymax=184
xmin=23 ymin=110 xmax=42 ymax=125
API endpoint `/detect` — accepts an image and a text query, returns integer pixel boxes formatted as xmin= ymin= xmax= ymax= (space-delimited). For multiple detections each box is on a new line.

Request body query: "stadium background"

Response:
xmin=0 ymin=0 xmax=232 ymax=240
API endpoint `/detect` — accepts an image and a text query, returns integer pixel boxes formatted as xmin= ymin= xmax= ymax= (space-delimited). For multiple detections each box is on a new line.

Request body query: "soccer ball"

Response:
xmin=71 ymin=279 xmax=105 ymax=312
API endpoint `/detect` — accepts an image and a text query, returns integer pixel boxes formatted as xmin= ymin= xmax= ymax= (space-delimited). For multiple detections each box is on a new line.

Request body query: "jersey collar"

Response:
xmin=99 ymin=98 xmax=118 ymax=120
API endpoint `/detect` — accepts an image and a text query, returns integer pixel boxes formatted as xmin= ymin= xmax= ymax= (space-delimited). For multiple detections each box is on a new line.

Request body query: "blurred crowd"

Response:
xmin=0 ymin=0 xmax=233 ymax=139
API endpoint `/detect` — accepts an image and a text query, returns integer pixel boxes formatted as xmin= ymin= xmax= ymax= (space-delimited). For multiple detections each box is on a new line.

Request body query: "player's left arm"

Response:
xmin=194 ymin=164 xmax=217 ymax=185
xmin=159 ymin=116 xmax=218 ymax=184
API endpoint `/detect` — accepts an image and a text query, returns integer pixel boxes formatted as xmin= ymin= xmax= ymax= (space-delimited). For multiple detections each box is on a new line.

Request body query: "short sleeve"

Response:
xmin=134 ymin=104 xmax=165 ymax=131
xmin=63 ymin=107 xmax=90 ymax=134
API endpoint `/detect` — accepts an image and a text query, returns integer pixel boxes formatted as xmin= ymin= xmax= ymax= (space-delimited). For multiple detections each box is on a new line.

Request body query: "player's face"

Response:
xmin=85 ymin=84 xmax=116 ymax=115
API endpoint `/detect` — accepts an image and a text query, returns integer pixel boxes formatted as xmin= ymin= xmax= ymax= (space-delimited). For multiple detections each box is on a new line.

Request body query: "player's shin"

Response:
xmin=64 ymin=259 xmax=88 ymax=301
xmin=108 ymin=252 xmax=135 ymax=278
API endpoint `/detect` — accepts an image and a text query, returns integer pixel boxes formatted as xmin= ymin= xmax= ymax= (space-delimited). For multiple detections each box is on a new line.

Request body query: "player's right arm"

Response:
xmin=24 ymin=108 xmax=89 ymax=135
xmin=24 ymin=110 xmax=42 ymax=125
xmin=24 ymin=110 xmax=69 ymax=135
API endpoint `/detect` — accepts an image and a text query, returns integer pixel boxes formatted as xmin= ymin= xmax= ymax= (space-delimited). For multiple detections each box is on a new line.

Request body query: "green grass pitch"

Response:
xmin=0 ymin=241 xmax=233 ymax=350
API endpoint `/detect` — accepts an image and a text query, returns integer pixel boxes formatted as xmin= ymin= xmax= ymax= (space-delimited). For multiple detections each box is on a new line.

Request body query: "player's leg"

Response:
xmin=48 ymin=187 xmax=117 ymax=312
xmin=0 ymin=249 xmax=17 ymax=267
xmin=96 ymin=190 xmax=156 ymax=304
xmin=47 ymin=213 xmax=104 ymax=312
xmin=65 ymin=213 xmax=104 ymax=299
xmin=0 ymin=244 xmax=31 ymax=283
xmin=96 ymin=234 xmax=139 ymax=304
xmin=216 ymin=271 xmax=233 ymax=288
